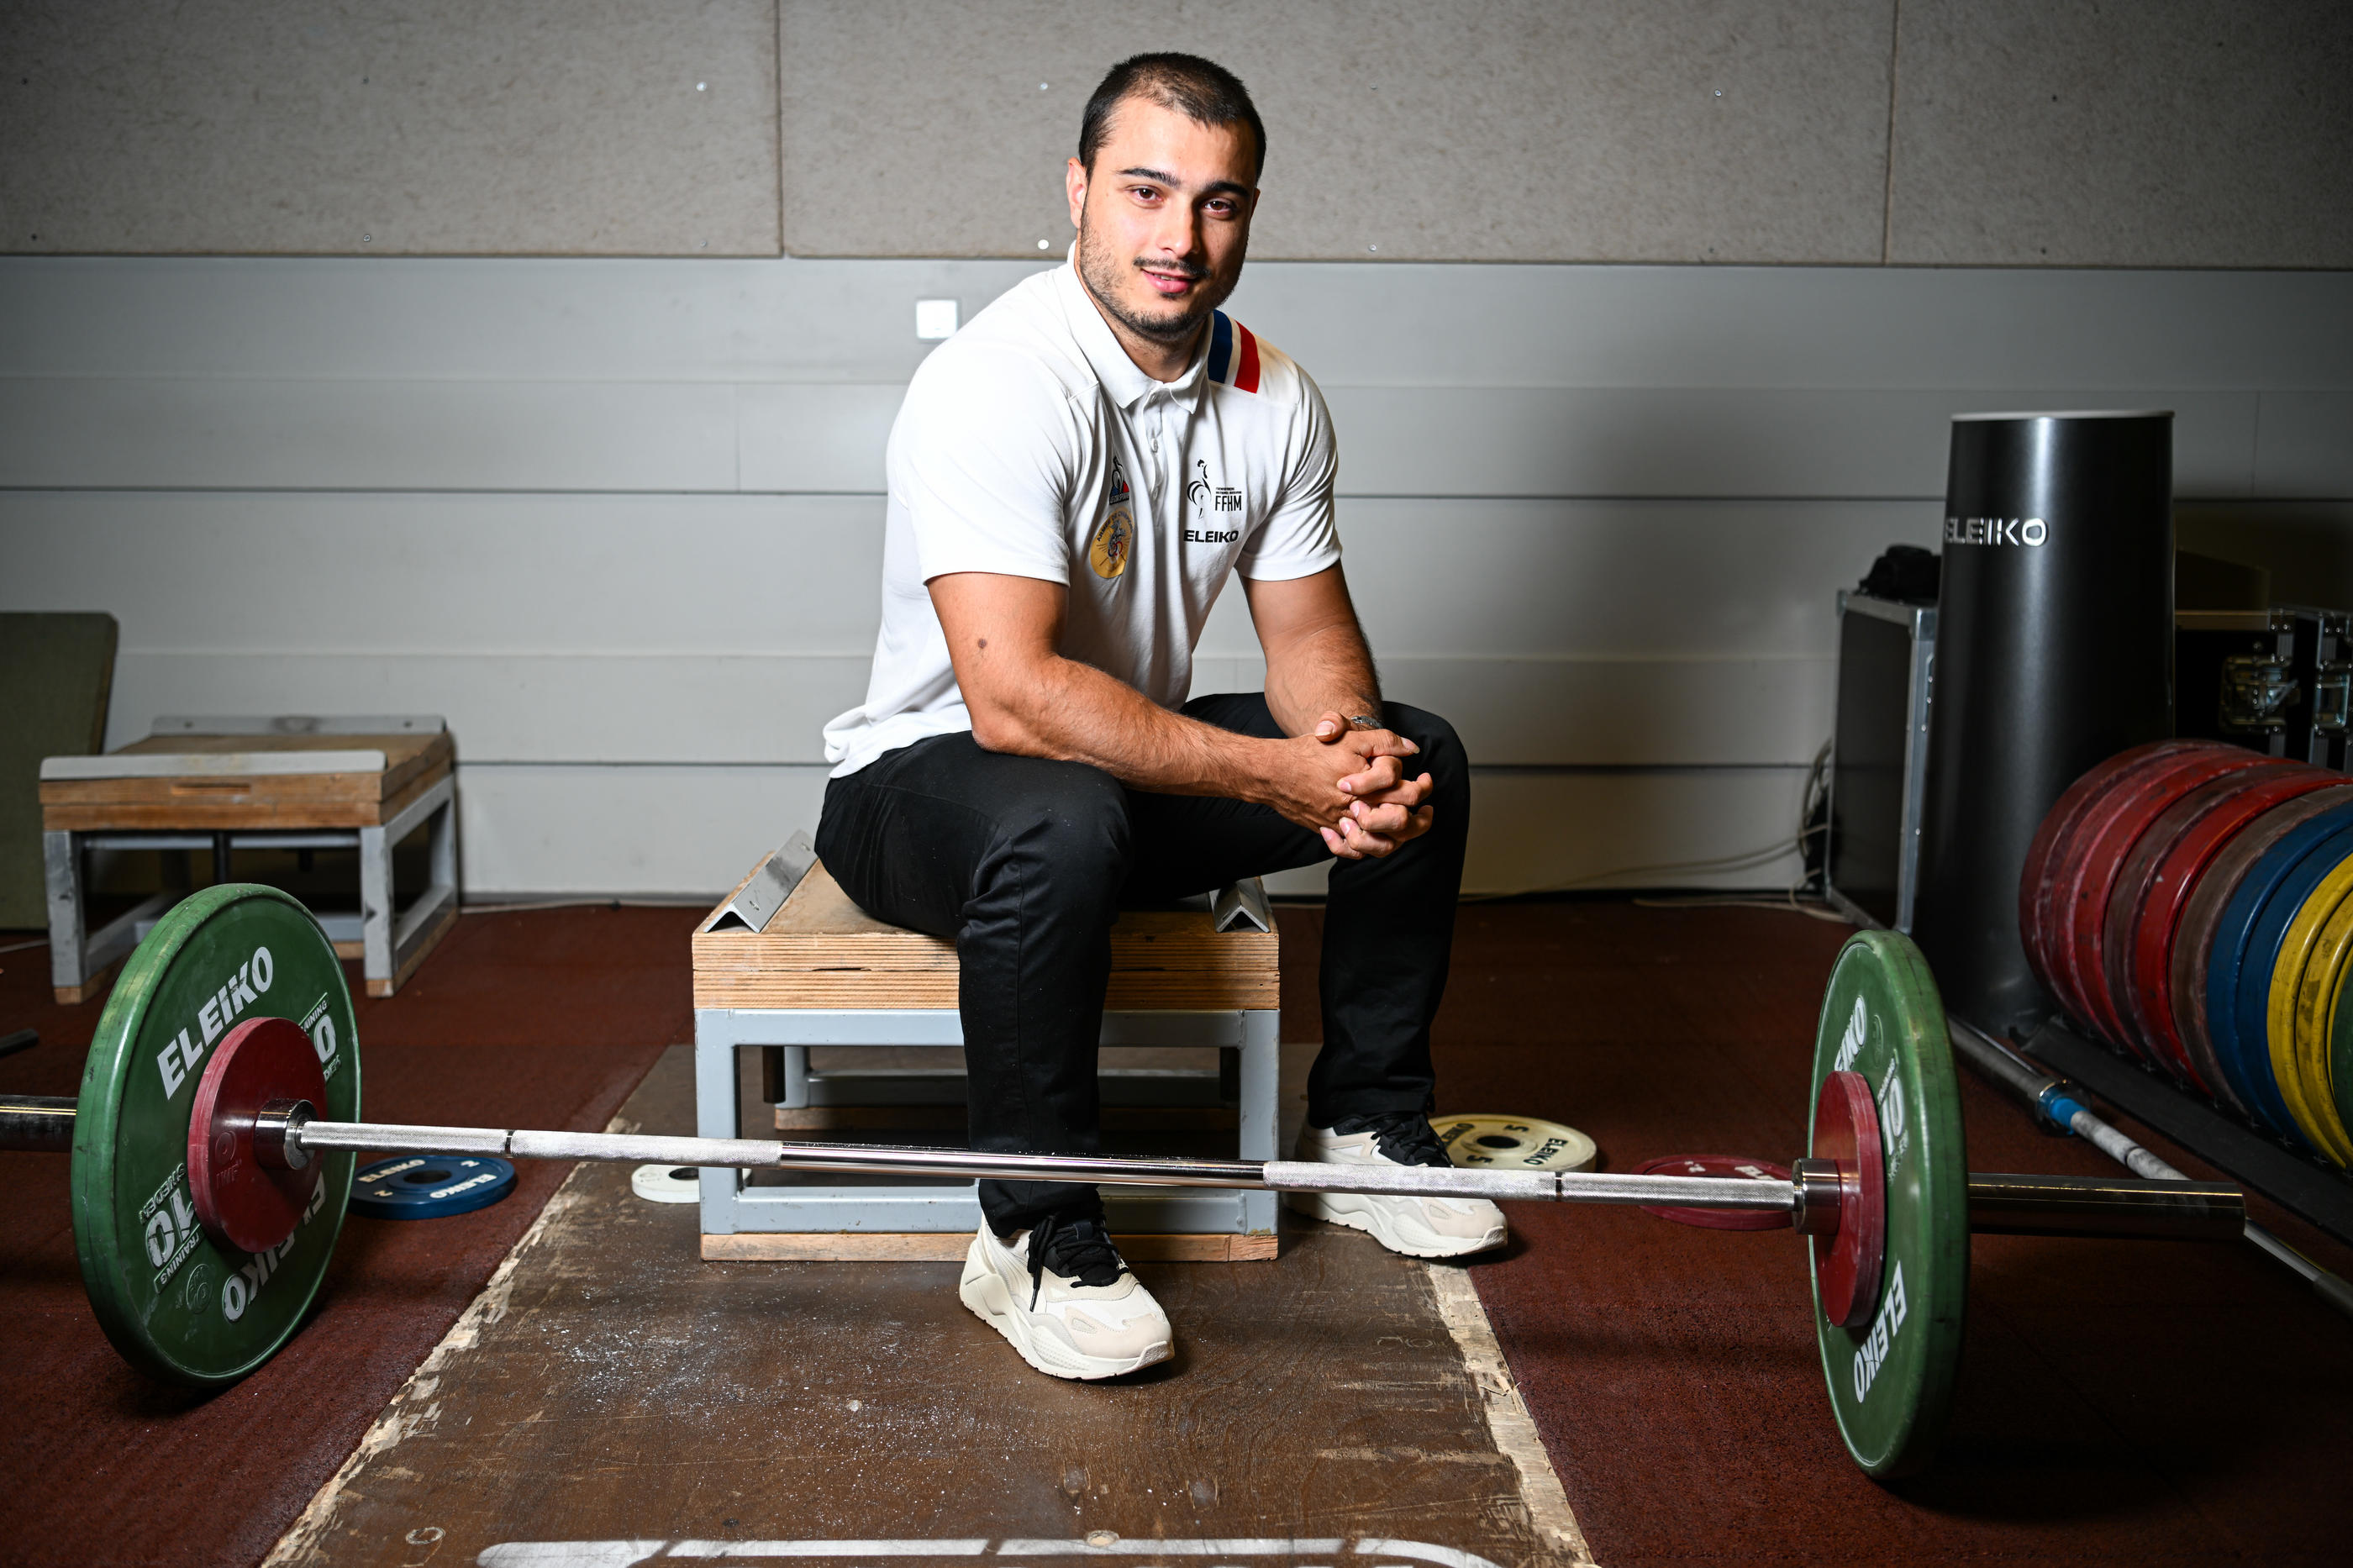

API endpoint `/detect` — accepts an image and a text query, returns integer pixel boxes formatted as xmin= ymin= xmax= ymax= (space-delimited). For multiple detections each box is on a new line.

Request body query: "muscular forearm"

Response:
xmin=969 ymin=651 xmax=1274 ymax=799
xmin=1261 ymin=618 xmax=1381 ymax=739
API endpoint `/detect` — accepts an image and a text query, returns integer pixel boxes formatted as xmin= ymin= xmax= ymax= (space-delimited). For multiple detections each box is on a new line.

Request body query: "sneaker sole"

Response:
xmin=1286 ymin=1190 xmax=1508 ymax=1259
xmin=958 ymin=1243 xmax=1172 ymax=1381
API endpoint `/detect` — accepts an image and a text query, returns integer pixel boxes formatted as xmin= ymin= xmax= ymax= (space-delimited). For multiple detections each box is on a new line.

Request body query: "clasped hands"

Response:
xmin=1261 ymin=711 xmax=1435 ymax=860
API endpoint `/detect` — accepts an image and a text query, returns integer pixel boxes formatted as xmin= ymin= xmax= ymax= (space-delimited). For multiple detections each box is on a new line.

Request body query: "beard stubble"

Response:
xmin=1074 ymin=200 xmax=1242 ymax=348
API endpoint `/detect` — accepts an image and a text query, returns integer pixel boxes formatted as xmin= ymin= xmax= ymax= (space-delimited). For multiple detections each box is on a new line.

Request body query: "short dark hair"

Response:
xmin=1078 ymin=53 xmax=1266 ymax=180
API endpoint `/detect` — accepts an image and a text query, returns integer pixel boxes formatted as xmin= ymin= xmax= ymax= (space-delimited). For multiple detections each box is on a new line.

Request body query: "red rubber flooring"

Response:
xmin=1398 ymin=901 xmax=2353 ymax=1568
xmin=0 ymin=906 xmax=696 ymax=1568
xmin=7 ymin=900 xmax=2351 ymax=1566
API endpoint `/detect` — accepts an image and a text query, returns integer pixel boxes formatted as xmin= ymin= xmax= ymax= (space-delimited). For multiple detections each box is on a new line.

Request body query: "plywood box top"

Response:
xmin=692 ymin=860 xmax=1278 ymax=1012
xmin=41 ymin=730 xmax=455 ymax=830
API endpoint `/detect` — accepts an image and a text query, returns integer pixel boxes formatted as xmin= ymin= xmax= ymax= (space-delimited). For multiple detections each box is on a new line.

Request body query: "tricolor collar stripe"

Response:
xmin=1207 ymin=311 xmax=1262 ymax=394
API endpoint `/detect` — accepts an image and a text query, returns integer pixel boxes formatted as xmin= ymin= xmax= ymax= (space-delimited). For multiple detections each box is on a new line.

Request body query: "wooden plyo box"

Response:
xmin=689 ymin=859 xmax=1279 ymax=1013
xmin=692 ymin=853 xmax=1282 ymax=1260
xmin=39 ymin=731 xmax=455 ymax=831
xmin=40 ymin=722 xmax=461 ymax=1002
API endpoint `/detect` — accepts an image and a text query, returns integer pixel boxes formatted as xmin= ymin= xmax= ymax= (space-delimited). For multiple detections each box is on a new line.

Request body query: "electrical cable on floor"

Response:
xmin=1467 ymin=821 xmax=1826 ymax=902
xmin=460 ymin=897 xmax=719 ymax=915
xmin=1633 ymin=889 xmax=1853 ymax=924
xmin=1946 ymin=1013 xmax=2353 ymax=1322
xmin=0 ymin=936 xmax=49 ymax=956
xmin=1468 ymin=736 xmax=1839 ymax=905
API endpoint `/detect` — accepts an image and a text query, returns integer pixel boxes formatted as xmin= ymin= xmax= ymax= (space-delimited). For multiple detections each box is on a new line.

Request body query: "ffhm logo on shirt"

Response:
xmin=1944 ymin=515 xmax=2049 ymax=547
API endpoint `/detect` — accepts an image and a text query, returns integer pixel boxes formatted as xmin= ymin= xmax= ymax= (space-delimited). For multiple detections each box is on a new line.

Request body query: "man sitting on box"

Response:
xmin=817 ymin=52 xmax=1498 ymax=1381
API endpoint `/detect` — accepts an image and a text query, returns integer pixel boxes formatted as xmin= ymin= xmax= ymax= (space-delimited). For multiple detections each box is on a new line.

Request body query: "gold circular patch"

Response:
xmin=1088 ymin=508 xmax=1134 ymax=580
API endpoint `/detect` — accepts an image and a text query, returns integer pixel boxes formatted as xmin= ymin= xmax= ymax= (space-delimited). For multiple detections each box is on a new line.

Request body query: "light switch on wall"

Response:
xmin=915 ymin=298 xmax=959 ymax=339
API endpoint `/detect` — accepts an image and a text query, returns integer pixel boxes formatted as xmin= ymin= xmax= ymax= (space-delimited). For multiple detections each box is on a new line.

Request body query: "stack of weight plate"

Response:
xmin=2019 ymin=739 xmax=2353 ymax=1167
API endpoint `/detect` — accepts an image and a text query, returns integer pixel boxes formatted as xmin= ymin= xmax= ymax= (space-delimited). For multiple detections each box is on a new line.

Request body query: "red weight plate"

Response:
xmin=2054 ymin=746 xmax=2275 ymax=1052
xmin=2103 ymin=760 xmax=2317 ymax=1081
xmin=2172 ymin=784 xmax=2353 ymax=1115
xmin=1810 ymin=1070 xmax=1885 ymax=1330
xmin=2020 ymin=741 xmax=2208 ymax=1006
xmin=189 ymin=1015 xmax=328 ymax=1255
xmin=2128 ymin=770 xmax=2345 ymax=1088
xmin=1636 ymin=1154 xmax=1794 ymax=1229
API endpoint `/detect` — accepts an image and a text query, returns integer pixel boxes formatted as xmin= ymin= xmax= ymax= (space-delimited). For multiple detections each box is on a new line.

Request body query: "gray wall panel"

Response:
xmin=780 ymin=0 xmax=1896 ymax=262
xmin=738 ymin=384 xmax=908 ymax=493
xmin=0 ymin=258 xmax=1046 ymax=381
xmin=1265 ymin=499 xmax=1942 ymax=660
xmin=13 ymin=377 xmax=2329 ymax=500
xmin=11 ymin=257 xmax=2350 ymax=392
xmin=0 ymin=0 xmax=782 ymax=258
xmin=85 ymin=648 xmax=1824 ymax=770
xmin=1230 ymin=266 xmax=2353 ymax=391
xmin=0 ymin=492 xmax=885 ymax=653
xmin=452 ymin=761 xmax=1808 ymax=897
xmin=455 ymin=764 xmax=829 ymax=897
xmin=1888 ymin=0 xmax=2353 ymax=267
xmin=6 ymin=255 xmax=2345 ymax=890
xmin=0 ymin=379 xmax=740 ymax=492
xmin=2257 ymin=395 xmax=2353 ymax=499
xmin=1325 ymin=387 xmax=2271 ymax=500
xmin=100 ymin=651 xmax=868 ymax=765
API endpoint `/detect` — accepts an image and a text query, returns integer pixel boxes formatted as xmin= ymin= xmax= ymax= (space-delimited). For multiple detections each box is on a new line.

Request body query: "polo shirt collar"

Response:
xmin=1055 ymin=258 xmax=1211 ymax=416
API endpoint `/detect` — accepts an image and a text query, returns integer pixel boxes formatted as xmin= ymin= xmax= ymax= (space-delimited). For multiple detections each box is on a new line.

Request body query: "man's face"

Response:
xmin=1066 ymin=96 xmax=1259 ymax=349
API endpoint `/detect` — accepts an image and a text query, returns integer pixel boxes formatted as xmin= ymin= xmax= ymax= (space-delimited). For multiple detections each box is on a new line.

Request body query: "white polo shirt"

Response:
xmin=821 ymin=259 xmax=1341 ymax=777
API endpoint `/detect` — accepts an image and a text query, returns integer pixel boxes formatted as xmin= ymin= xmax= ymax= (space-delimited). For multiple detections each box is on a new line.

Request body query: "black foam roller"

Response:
xmin=1911 ymin=412 xmax=2174 ymax=1039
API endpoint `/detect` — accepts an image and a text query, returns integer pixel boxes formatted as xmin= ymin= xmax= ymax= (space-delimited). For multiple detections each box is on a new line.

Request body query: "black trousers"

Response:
xmin=814 ymin=692 xmax=1470 ymax=1234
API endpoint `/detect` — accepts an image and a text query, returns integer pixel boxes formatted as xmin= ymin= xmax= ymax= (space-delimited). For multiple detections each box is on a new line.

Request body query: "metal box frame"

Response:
xmin=692 ymin=845 xmax=1279 ymax=1241
xmin=1826 ymin=591 xmax=1937 ymax=933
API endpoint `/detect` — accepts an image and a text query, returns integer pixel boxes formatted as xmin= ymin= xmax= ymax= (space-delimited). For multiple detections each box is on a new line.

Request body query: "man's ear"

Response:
xmin=1066 ymin=157 xmax=1088 ymax=233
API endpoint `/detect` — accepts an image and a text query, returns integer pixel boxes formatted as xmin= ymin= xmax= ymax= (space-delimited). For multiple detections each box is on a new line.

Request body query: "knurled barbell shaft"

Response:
xmin=278 ymin=1113 xmax=2247 ymax=1239
xmin=284 ymin=1116 xmax=1774 ymax=1209
xmin=0 ymin=1092 xmax=2245 ymax=1242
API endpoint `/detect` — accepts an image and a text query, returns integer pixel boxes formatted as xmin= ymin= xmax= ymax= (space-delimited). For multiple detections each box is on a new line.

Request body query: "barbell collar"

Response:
xmin=1788 ymin=1157 xmax=1845 ymax=1234
xmin=254 ymin=1098 xmax=314 ymax=1171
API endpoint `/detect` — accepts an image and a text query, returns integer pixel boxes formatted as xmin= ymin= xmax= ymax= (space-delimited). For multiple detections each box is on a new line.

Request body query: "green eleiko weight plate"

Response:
xmin=71 ymin=885 xmax=361 ymax=1386
xmin=1808 ymin=930 xmax=1969 ymax=1480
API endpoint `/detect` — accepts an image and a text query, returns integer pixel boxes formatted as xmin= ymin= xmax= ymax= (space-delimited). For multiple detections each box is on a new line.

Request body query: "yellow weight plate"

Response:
xmin=2268 ymin=854 xmax=2353 ymax=1165
xmin=1434 ymin=1113 xmax=1598 ymax=1172
xmin=2292 ymin=890 xmax=2353 ymax=1168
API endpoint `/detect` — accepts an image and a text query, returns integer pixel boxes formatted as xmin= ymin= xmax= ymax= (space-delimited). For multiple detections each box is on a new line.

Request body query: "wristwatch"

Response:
xmin=1345 ymin=714 xmax=1383 ymax=731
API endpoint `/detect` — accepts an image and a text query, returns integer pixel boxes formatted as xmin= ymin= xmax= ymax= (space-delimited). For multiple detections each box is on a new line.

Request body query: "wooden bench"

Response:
xmin=691 ymin=838 xmax=1282 ymax=1260
xmin=40 ymin=715 xmax=459 ymax=1002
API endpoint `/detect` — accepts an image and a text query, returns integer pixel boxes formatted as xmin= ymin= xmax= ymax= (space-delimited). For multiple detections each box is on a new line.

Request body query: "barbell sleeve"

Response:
xmin=0 ymin=1092 xmax=76 ymax=1155
xmin=1964 ymin=1171 xmax=2245 ymax=1240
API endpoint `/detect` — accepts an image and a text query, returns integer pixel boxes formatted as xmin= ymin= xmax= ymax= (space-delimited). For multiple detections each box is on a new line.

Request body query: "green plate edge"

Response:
xmin=1808 ymin=929 xmax=1971 ymax=1479
xmin=70 ymin=884 xmax=361 ymax=1386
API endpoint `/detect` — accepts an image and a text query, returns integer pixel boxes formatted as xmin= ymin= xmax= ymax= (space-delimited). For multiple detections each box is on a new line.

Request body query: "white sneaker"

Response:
xmin=1287 ymin=1114 xmax=1509 ymax=1259
xmin=958 ymin=1216 xmax=1173 ymax=1380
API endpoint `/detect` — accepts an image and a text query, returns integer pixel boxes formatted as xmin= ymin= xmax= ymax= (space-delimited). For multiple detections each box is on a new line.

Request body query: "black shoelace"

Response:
xmin=1330 ymin=1109 xmax=1451 ymax=1168
xmin=1024 ymin=1213 xmax=1127 ymax=1308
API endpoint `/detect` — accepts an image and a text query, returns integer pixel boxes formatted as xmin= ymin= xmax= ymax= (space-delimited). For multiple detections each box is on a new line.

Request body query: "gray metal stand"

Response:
xmin=42 ymin=771 xmax=458 ymax=1001
xmin=693 ymin=1004 xmax=1282 ymax=1239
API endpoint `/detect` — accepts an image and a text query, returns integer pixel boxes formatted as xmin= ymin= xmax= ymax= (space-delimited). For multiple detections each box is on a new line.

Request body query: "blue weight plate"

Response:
xmin=2208 ymin=808 xmax=2353 ymax=1148
xmin=349 ymin=1154 xmax=517 ymax=1220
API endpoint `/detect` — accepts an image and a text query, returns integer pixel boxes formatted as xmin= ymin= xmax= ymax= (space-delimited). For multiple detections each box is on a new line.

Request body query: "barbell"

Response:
xmin=2 ymin=885 xmax=2249 ymax=1481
